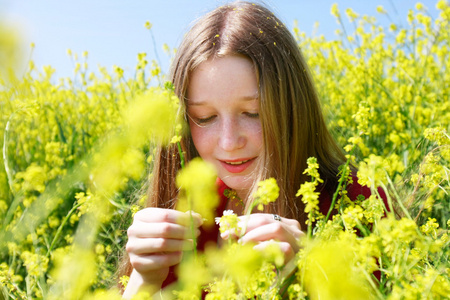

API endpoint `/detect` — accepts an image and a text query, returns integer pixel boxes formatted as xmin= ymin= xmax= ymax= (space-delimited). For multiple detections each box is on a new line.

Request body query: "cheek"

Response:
xmin=189 ymin=124 xmax=212 ymax=156
xmin=247 ymin=121 xmax=264 ymax=149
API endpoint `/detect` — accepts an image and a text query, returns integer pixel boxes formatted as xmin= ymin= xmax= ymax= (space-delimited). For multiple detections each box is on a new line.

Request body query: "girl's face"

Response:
xmin=187 ymin=55 xmax=263 ymax=199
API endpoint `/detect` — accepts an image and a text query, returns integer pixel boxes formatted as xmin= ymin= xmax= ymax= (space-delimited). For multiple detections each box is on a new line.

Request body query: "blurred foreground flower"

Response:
xmin=299 ymin=239 xmax=375 ymax=300
xmin=176 ymin=158 xmax=219 ymax=226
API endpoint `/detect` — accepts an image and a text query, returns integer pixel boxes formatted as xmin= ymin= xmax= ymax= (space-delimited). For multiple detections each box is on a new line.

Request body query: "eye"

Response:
xmin=195 ymin=115 xmax=216 ymax=125
xmin=245 ymin=112 xmax=259 ymax=119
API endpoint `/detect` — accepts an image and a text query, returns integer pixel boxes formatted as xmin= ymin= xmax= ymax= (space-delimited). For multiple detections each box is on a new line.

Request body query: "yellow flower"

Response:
xmin=420 ymin=217 xmax=439 ymax=237
xmin=416 ymin=3 xmax=425 ymax=11
xmin=302 ymin=157 xmax=323 ymax=183
xmin=376 ymin=5 xmax=387 ymax=14
xmin=357 ymin=154 xmax=387 ymax=188
xmin=361 ymin=195 xmax=385 ymax=223
xmin=176 ymin=158 xmax=219 ymax=225
xmin=297 ymin=182 xmax=319 ymax=216
xmin=330 ymin=3 xmax=340 ymax=18
xmin=252 ymin=177 xmax=279 ymax=211
xmin=296 ymin=157 xmax=324 ymax=225
xmin=20 ymin=251 xmax=49 ymax=277
xmin=144 ymin=21 xmax=152 ymax=30
xmin=300 ymin=240 xmax=374 ymax=300
xmin=205 ymin=279 xmax=237 ymax=300
xmin=124 ymin=91 xmax=180 ymax=146
xmin=424 ymin=126 xmax=449 ymax=146
xmin=215 ymin=210 xmax=241 ymax=235
xmin=436 ymin=0 xmax=448 ymax=10
xmin=174 ymin=255 xmax=210 ymax=299
xmin=342 ymin=205 xmax=365 ymax=230
xmin=205 ymin=243 xmax=265 ymax=287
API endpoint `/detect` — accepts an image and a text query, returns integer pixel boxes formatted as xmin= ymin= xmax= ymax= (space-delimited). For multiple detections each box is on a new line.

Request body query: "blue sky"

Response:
xmin=1 ymin=0 xmax=441 ymax=78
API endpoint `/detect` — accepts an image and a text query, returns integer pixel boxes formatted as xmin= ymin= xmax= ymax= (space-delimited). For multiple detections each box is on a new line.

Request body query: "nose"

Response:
xmin=218 ymin=118 xmax=245 ymax=151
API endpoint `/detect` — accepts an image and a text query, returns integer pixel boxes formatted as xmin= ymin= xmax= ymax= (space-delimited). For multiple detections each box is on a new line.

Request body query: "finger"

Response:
xmin=237 ymin=214 xmax=280 ymax=231
xmin=126 ymin=238 xmax=194 ymax=255
xmin=253 ymin=241 xmax=294 ymax=263
xmin=129 ymin=252 xmax=183 ymax=273
xmin=220 ymin=229 xmax=240 ymax=241
xmin=134 ymin=208 xmax=203 ymax=227
xmin=281 ymin=217 xmax=301 ymax=229
xmin=128 ymin=222 xmax=200 ymax=239
xmin=238 ymin=214 xmax=301 ymax=235
xmin=239 ymin=223 xmax=302 ymax=253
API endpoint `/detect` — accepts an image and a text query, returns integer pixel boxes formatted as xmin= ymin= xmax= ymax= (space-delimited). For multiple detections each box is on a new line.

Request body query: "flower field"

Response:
xmin=1 ymin=2 xmax=449 ymax=299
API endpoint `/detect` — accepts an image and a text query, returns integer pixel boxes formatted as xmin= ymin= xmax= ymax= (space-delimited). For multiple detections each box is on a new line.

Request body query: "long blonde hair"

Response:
xmin=118 ymin=0 xmax=346 ymax=282
xmin=148 ymin=1 xmax=346 ymax=225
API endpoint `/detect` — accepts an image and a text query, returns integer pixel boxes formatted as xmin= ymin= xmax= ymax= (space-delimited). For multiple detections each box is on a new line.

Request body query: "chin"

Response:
xmin=221 ymin=175 xmax=254 ymax=196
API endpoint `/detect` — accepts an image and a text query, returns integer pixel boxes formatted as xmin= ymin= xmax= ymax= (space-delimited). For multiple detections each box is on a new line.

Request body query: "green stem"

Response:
xmin=177 ymin=141 xmax=185 ymax=169
xmin=3 ymin=114 xmax=15 ymax=194
xmin=46 ymin=202 xmax=83 ymax=258
xmin=384 ymin=174 xmax=412 ymax=219
xmin=377 ymin=182 xmax=395 ymax=217
xmin=188 ymin=195 xmax=197 ymax=259
xmin=307 ymin=213 xmax=312 ymax=238
xmin=325 ymin=155 xmax=352 ymax=223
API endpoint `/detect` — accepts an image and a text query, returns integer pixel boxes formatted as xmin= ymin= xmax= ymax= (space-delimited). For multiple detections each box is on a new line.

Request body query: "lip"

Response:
xmin=219 ymin=157 xmax=256 ymax=173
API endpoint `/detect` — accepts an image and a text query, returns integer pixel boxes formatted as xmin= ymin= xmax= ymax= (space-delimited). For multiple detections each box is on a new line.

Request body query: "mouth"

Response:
xmin=219 ymin=158 xmax=256 ymax=173
xmin=224 ymin=159 xmax=251 ymax=165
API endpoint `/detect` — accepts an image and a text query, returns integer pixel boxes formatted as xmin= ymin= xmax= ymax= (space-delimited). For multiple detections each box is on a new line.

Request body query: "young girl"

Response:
xmin=121 ymin=1 xmax=375 ymax=297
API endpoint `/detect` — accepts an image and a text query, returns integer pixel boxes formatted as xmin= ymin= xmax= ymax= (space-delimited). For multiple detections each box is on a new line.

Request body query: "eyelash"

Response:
xmin=196 ymin=115 xmax=216 ymax=124
xmin=193 ymin=112 xmax=259 ymax=125
xmin=246 ymin=112 xmax=259 ymax=119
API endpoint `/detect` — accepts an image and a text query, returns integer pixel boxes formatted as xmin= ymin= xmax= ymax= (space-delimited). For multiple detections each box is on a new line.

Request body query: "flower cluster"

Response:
xmin=296 ymin=157 xmax=324 ymax=228
xmin=215 ymin=209 xmax=241 ymax=235
xmin=252 ymin=177 xmax=279 ymax=211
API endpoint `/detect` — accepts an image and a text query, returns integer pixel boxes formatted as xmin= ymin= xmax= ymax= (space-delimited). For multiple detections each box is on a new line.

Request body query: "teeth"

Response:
xmin=227 ymin=159 xmax=250 ymax=165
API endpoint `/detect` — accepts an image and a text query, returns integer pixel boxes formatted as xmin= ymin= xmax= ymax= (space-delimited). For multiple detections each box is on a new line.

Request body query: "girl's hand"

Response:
xmin=221 ymin=213 xmax=304 ymax=263
xmin=123 ymin=208 xmax=202 ymax=297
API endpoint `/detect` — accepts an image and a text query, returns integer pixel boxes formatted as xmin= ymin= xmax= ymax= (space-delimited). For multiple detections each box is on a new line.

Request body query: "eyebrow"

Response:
xmin=186 ymin=96 xmax=259 ymax=106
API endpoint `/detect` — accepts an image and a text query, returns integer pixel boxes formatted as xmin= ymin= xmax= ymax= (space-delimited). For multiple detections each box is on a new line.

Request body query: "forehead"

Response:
xmin=187 ymin=55 xmax=258 ymax=104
